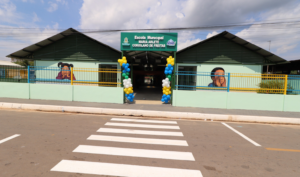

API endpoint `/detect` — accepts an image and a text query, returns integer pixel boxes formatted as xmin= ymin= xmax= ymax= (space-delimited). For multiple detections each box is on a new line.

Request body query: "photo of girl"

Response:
xmin=208 ymin=67 xmax=226 ymax=87
xmin=56 ymin=62 xmax=76 ymax=80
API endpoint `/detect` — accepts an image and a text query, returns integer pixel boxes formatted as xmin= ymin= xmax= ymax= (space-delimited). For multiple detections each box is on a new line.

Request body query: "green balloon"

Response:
xmin=126 ymin=72 xmax=130 ymax=76
xmin=167 ymin=75 xmax=172 ymax=80
xmin=125 ymin=75 xmax=129 ymax=79
xmin=122 ymin=73 xmax=126 ymax=77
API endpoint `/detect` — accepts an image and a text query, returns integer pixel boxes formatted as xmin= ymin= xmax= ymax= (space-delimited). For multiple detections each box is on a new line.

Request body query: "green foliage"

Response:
xmin=13 ymin=60 xmax=34 ymax=67
xmin=257 ymin=80 xmax=292 ymax=94
xmin=290 ymin=70 xmax=298 ymax=75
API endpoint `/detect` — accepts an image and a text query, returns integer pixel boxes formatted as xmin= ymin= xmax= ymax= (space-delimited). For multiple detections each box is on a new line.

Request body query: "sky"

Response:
xmin=1 ymin=0 xmax=300 ymax=61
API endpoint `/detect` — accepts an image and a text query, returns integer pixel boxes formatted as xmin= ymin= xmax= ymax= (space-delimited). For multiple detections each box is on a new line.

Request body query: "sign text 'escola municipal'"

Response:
xmin=121 ymin=32 xmax=178 ymax=51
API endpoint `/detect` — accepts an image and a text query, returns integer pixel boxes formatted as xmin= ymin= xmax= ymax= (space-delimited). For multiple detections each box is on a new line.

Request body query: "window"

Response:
xmin=98 ymin=64 xmax=118 ymax=87
xmin=178 ymin=66 xmax=197 ymax=90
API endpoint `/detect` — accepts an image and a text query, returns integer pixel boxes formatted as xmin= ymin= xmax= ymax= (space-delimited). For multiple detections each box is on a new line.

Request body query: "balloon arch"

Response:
xmin=118 ymin=56 xmax=175 ymax=103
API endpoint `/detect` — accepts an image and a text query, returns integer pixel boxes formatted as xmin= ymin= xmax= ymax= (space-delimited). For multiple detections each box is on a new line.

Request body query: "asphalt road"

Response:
xmin=0 ymin=109 xmax=299 ymax=177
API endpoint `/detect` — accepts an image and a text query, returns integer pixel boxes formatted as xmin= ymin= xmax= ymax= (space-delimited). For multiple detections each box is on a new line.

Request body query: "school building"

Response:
xmin=2 ymin=28 xmax=300 ymax=112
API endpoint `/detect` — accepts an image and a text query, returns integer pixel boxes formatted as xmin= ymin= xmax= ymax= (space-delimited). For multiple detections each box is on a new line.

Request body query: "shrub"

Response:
xmin=257 ymin=80 xmax=293 ymax=94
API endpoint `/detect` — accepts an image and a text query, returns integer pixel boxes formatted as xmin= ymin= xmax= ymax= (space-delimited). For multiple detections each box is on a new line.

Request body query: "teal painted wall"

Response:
xmin=195 ymin=64 xmax=261 ymax=74
xmin=30 ymin=84 xmax=73 ymax=101
xmin=0 ymin=83 xmax=29 ymax=99
xmin=172 ymin=90 xmax=227 ymax=109
xmin=173 ymin=90 xmax=300 ymax=112
xmin=36 ymin=60 xmax=119 ymax=68
xmin=227 ymin=92 xmax=284 ymax=111
xmin=283 ymin=95 xmax=300 ymax=112
xmin=0 ymin=83 xmax=123 ymax=104
xmin=35 ymin=60 xmax=121 ymax=85
xmin=177 ymin=63 xmax=262 ymax=89
xmin=73 ymin=86 xmax=123 ymax=104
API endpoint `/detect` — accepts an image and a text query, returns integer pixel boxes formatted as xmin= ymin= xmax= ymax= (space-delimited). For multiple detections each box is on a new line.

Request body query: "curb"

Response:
xmin=1 ymin=102 xmax=300 ymax=125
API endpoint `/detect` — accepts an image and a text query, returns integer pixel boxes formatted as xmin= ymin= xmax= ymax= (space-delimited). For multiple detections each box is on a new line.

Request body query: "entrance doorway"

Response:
xmin=120 ymin=32 xmax=178 ymax=104
xmin=124 ymin=51 xmax=174 ymax=104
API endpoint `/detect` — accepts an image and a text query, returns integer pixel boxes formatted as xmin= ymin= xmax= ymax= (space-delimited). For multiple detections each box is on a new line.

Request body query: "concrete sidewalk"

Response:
xmin=0 ymin=98 xmax=300 ymax=124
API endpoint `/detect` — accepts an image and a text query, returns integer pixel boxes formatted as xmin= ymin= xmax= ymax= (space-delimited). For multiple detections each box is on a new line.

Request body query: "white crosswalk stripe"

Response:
xmin=105 ymin=122 xmax=180 ymax=129
xmin=97 ymin=127 xmax=184 ymax=136
xmin=111 ymin=118 xmax=177 ymax=124
xmin=51 ymin=118 xmax=203 ymax=177
xmin=87 ymin=135 xmax=188 ymax=146
xmin=51 ymin=160 xmax=203 ymax=177
xmin=73 ymin=145 xmax=195 ymax=161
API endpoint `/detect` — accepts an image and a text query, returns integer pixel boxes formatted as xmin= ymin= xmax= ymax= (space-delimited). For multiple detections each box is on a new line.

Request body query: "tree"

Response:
xmin=13 ymin=59 xmax=34 ymax=67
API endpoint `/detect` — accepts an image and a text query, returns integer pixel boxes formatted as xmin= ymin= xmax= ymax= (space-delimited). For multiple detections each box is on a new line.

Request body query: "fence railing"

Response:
xmin=73 ymin=67 xmax=121 ymax=87
xmin=288 ymin=75 xmax=300 ymax=95
xmin=175 ymin=71 xmax=300 ymax=95
xmin=0 ymin=66 xmax=28 ymax=83
xmin=0 ymin=66 xmax=121 ymax=87
xmin=176 ymin=71 xmax=229 ymax=91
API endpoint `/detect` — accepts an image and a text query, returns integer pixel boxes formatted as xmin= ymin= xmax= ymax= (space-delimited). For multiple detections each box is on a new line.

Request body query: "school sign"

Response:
xmin=120 ymin=32 xmax=178 ymax=51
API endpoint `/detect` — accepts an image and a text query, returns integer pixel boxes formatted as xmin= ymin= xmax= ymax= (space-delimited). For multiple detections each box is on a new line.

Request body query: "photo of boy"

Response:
xmin=56 ymin=62 xmax=76 ymax=80
xmin=208 ymin=67 xmax=226 ymax=87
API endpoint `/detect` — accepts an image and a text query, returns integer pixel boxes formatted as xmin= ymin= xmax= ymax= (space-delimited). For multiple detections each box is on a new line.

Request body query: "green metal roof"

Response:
xmin=177 ymin=31 xmax=288 ymax=64
xmin=6 ymin=28 xmax=121 ymax=59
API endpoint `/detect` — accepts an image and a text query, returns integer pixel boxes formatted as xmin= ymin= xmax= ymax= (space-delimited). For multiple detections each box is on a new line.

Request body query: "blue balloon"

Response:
xmin=127 ymin=68 xmax=130 ymax=72
xmin=122 ymin=63 xmax=126 ymax=68
xmin=168 ymin=70 xmax=172 ymax=75
xmin=164 ymin=70 xmax=168 ymax=75
xmin=125 ymin=94 xmax=128 ymax=97
xmin=167 ymin=95 xmax=171 ymax=99
xmin=123 ymin=70 xmax=127 ymax=73
xmin=168 ymin=64 xmax=172 ymax=67
xmin=170 ymin=66 xmax=173 ymax=71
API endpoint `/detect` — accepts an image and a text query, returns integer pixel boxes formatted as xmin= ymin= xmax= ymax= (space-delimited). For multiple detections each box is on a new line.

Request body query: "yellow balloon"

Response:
xmin=166 ymin=56 xmax=175 ymax=66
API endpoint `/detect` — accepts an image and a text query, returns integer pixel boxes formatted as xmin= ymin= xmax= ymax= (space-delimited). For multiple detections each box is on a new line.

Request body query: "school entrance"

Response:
xmin=121 ymin=32 xmax=177 ymax=104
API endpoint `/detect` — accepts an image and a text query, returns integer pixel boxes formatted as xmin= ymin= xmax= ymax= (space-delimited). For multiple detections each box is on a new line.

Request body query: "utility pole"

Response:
xmin=267 ymin=40 xmax=271 ymax=74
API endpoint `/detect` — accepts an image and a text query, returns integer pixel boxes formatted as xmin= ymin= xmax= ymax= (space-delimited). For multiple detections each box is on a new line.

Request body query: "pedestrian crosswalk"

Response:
xmin=51 ymin=117 xmax=203 ymax=177
xmin=87 ymin=134 xmax=188 ymax=146
xmin=51 ymin=160 xmax=202 ymax=177
xmin=105 ymin=122 xmax=181 ymax=129
xmin=110 ymin=118 xmax=178 ymax=124
xmin=97 ymin=127 xmax=184 ymax=136
xmin=73 ymin=145 xmax=195 ymax=161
